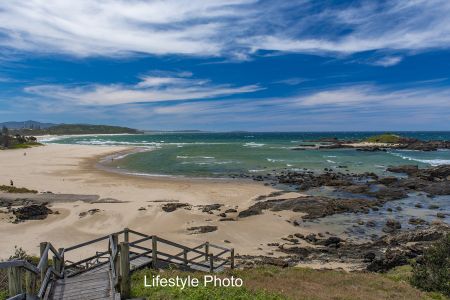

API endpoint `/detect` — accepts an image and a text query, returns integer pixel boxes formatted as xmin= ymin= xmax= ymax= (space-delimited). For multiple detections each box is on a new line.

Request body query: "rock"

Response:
xmin=224 ymin=240 xmax=231 ymax=244
xmin=363 ymin=252 xmax=376 ymax=262
xmin=428 ymin=204 xmax=439 ymax=209
xmin=415 ymin=203 xmax=423 ymax=208
xmin=323 ymin=236 xmax=341 ymax=247
xmin=225 ymin=208 xmax=237 ymax=213
xmin=367 ymin=249 xmax=408 ymax=272
xmin=378 ymin=177 xmax=398 ymax=185
xmin=387 ymin=165 xmax=419 ymax=175
xmin=162 ymin=203 xmax=189 ymax=212
xmin=187 ymin=225 xmax=218 ymax=234
xmin=366 ymin=220 xmax=377 ymax=227
xmin=13 ymin=204 xmax=53 ymax=222
xmin=436 ymin=212 xmax=446 ymax=219
xmin=294 ymin=233 xmax=304 ymax=239
xmin=201 ymin=204 xmax=223 ymax=213
xmin=79 ymin=208 xmax=100 ymax=218
xmin=219 ymin=217 xmax=236 ymax=221
xmin=382 ymin=219 xmax=401 ymax=233
xmin=138 ymin=207 xmax=146 ymax=211
xmin=260 ymin=257 xmax=289 ymax=268
xmin=305 ymin=233 xmax=317 ymax=243
xmin=408 ymin=217 xmax=427 ymax=225
xmin=218 ymin=212 xmax=227 ymax=217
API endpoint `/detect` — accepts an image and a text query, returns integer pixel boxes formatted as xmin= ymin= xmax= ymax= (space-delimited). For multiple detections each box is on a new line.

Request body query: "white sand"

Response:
xmin=0 ymin=144 xmax=316 ymax=260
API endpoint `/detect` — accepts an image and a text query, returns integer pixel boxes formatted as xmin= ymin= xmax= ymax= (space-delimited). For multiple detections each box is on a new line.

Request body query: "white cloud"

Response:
xmin=1 ymin=1 xmax=450 ymax=58
xmin=24 ymin=73 xmax=263 ymax=105
xmin=246 ymin=1 xmax=450 ymax=56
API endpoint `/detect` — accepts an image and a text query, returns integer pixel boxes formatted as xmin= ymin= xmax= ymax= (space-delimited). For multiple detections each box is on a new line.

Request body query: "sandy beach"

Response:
xmin=0 ymin=144 xmax=310 ymax=261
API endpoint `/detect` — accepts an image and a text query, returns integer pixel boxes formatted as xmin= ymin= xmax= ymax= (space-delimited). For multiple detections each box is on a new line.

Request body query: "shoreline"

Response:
xmin=0 ymin=143 xmax=305 ymax=262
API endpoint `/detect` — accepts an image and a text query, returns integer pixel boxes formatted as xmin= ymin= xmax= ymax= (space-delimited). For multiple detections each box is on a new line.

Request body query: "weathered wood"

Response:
xmin=124 ymin=228 xmax=129 ymax=243
xmin=152 ymin=236 xmax=158 ymax=269
xmin=119 ymin=242 xmax=130 ymax=299
xmin=25 ymin=270 xmax=37 ymax=296
xmin=8 ymin=267 xmax=23 ymax=296
xmin=112 ymin=233 xmax=120 ymax=288
xmin=230 ymin=248 xmax=235 ymax=269
xmin=205 ymin=242 xmax=209 ymax=261
xmin=209 ymin=254 xmax=214 ymax=273
xmin=58 ymin=248 xmax=65 ymax=274
xmin=183 ymin=249 xmax=188 ymax=266
xmin=40 ymin=242 xmax=47 ymax=283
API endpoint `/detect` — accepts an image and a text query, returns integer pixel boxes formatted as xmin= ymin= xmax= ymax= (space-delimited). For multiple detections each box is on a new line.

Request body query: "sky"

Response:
xmin=0 ymin=0 xmax=450 ymax=131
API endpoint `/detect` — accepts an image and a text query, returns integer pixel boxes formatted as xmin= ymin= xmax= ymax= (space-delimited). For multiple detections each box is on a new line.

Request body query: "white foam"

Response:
xmin=326 ymin=159 xmax=336 ymax=164
xmin=244 ymin=142 xmax=265 ymax=147
xmin=390 ymin=152 xmax=450 ymax=166
xmin=267 ymin=158 xmax=285 ymax=163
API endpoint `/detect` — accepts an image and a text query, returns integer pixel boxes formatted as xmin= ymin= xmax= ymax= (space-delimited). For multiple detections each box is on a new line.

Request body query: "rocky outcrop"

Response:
xmin=13 ymin=204 xmax=53 ymax=222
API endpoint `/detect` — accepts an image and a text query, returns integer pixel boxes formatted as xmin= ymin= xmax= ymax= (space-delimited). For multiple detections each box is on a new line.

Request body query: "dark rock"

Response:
xmin=187 ymin=225 xmax=218 ymax=234
xmin=382 ymin=219 xmax=401 ymax=233
xmin=323 ymin=237 xmax=341 ymax=247
xmin=162 ymin=203 xmax=190 ymax=212
xmin=79 ymin=208 xmax=100 ymax=218
xmin=201 ymin=204 xmax=223 ymax=213
xmin=13 ymin=204 xmax=53 ymax=222
xmin=225 ymin=208 xmax=237 ymax=213
xmin=387 ymin=165 xmax=419 ymax=175
xmin=408 ymin=217 xmax=427 ymax=225
xmin=378 ymin=177 xmax=398 ymax=185
xmin=436 ymin=212 xmax=446 ymax=219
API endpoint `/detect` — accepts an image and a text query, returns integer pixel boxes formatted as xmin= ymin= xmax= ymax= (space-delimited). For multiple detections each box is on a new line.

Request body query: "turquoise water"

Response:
xmin=43 ymin=132 xmax=450 ymax=178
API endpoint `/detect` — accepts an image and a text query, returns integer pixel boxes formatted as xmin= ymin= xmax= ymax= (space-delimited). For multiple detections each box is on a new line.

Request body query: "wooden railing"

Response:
xmin=0 ymin=228 xmax=234 ymax=299
xmin=0 ymin=241 xmax=64 ymax=300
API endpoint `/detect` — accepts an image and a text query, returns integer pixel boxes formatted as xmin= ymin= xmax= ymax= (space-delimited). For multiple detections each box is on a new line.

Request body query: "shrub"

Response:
xmin=411 ymin=233 xmax=450 ymax=296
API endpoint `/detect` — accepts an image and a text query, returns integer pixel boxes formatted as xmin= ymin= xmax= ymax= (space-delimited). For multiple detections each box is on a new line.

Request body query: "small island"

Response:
xmin=294 ymin=133 xmax=450 ymax=151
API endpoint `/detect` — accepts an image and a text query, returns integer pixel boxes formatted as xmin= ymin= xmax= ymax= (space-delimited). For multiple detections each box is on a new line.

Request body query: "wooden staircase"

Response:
xmin=0 ymin=228 xmax=234 ymax=300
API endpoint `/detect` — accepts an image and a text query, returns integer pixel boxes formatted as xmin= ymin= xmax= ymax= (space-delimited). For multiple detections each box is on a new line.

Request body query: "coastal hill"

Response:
xmin=0 ymin=121 xmax=142 ymax=135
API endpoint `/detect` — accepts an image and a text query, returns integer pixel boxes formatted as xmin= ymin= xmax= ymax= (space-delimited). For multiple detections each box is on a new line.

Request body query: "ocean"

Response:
xmin=42 ymin=131 xmax=450 ymax=178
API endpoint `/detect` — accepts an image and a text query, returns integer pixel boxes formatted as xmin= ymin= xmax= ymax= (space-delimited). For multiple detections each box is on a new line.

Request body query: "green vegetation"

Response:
xmin=0 ymin=185 xmax=38 ymax=193
xmin=13 ymin=124 xmax=142 ymax=135
xmin=130 ymin=266 xmax=438 ymax=300
xmin=411 ymin=233 xmax=450 ymax=297
xmin=1 ymin=126 xmax=42 ymax=150
xmin=364 ymin=133 xmax=403 ymax=143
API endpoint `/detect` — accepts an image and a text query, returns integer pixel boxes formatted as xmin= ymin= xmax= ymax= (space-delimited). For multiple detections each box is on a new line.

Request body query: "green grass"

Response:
xmin=131 ymin=269 xmax=285 ymax=300
xmin=129 ymin=266 xmax=445 ymax=300
xmin=364 ymin=133 xmax=403 ymax=143
xmin=7 ymin=142 xmax=43 ymax=149
xmin=0 ymin=185 xmax=38 ymax=193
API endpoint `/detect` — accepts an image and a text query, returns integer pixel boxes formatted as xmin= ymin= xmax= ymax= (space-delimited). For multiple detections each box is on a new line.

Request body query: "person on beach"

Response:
xmin=10 ymin=180 xmax=13 ymax=186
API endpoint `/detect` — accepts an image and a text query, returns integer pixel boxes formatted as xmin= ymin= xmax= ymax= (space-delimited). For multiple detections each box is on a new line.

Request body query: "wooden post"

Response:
xmin=183 ymin=249 xmax=188 ymax=266
xmin=119 ymin=242 xmax=130 ymax=299
xmin=8 ymin=267 xmax=23 ymax=296
xmin=25 ymin=271 xmax=37 ymax=296
xmin=204 ymin=242 xmax=209 ymax=261
xmin=152 ymin=236 xmax=158 ymax=269
xmin=124 ymin=228 xmax=129 ymax=243
xmin=53 ymin=252 xmax=61 ymax=276
xmin=58 ymin=248 xmax=65 ymax=275
xmin=209 ymin=254 xmax=214 ymax=273
xmin=40 ymin=242 xmax=47 ymax=282
xmin=112 ymin=233 xmax=120 ymax=287
xmin=230 ymin=248 xmax=235 ymax=269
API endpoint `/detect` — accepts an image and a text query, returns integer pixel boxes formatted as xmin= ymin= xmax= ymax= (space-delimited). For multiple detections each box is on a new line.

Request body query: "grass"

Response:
xmin=7 ymin=142 xmax=43 ymax=149
xmin=364 ymin=133 xmax=403 ymax=143
xmin=130 ymin=266 xmax=447 ymax=300
xmin=0 ymin=185 xmax=38 ymax=193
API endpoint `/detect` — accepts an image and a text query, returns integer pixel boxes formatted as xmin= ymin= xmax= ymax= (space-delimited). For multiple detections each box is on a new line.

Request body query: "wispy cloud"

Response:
xmin=24 ymin=72 xmax=263 ymax=105
xmin=1 ymin=1 xmax=450 ymax=59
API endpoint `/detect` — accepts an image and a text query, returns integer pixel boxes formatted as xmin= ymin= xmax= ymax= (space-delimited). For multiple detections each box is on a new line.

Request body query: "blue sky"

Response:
xmin=0 ymin=0 xmax=449 ymax=131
